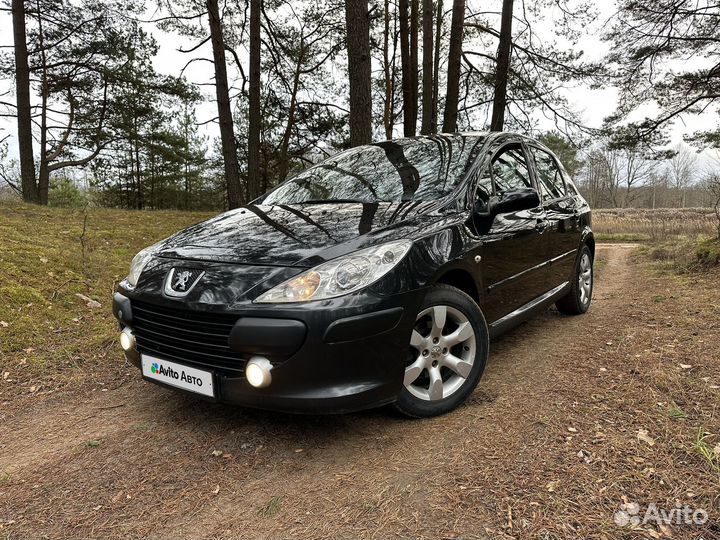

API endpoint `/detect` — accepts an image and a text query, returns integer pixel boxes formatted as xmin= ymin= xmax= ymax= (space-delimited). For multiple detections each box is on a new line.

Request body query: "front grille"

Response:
xmin=131 ymin=300 xmax=245 ymax=373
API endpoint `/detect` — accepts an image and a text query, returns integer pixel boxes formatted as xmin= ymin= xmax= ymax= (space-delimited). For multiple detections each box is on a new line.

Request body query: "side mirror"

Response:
xmin=489 ymin=188 xmax=540 ymax=215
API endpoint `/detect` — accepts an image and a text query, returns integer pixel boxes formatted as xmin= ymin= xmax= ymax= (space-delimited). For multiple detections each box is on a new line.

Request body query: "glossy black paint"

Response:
xmin=115 ymin=132 xmax=593 ymax=414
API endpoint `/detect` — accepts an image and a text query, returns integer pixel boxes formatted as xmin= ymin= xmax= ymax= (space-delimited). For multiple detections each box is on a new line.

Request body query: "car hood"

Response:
xmin=156 ymin=201 xmax=448 ymax=267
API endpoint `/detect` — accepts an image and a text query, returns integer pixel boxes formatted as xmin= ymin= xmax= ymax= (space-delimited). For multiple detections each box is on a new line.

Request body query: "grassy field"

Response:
xmin=1 ymin=202 xmax=719 ymax=538
xmin=593 ymin=207 xmax=719 ymax=242
xmin=0 ymin=203 xmax=212 ymax=388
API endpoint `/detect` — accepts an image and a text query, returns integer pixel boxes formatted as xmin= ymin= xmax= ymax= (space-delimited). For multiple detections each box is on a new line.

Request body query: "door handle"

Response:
xmin=535 ymin=219 xmax=549 ymax=233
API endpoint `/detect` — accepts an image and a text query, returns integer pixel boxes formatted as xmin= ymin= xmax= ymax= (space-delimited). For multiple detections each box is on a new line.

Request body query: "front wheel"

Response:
xmin=555 ymin=245 xmax=593 ymax=315
xmin=394 ymin=284 xmax=489 ymax=418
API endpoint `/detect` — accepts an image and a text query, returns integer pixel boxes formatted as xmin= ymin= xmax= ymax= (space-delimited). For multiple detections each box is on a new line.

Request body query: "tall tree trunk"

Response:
xmin=36 ymin=1 xmax=50 ymax=205
xmin=382 ymin=0 xmax=393 ymax=140
xmin=247 ymin=0 xmax=262 ymax=201
xmin=345 ymin=0 xmax=373 ymax=146
xmin=442 ymin=0 xmax=464 ymax=133
xmin=420 ymin=0 xmax=433 ymax=134
xmin=409 ymin=0 xmax=419 ymax=135
xmin=278 ymin=45 xmax=303 ymax=181
xmin=183 ymin=104 xmax=190 ymax=210
xmin=12 ymin=0 xmax=37 ymax=203
xmin=207 ymin=0 xmax=243 ymax=208
xmin=431 ymin=0 xmax=443 ymax=133
xmin=399 ymin=0 xmax=413 ymax=136
xmin=490 ymin=0 xmax=514 ymax=131
xmin=37 ymin=96 xmax=49 ymax=205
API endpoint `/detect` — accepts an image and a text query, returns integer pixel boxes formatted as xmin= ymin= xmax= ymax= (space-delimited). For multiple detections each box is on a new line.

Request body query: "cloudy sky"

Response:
xmin=1 ymin=1 xmax=718 ymax=165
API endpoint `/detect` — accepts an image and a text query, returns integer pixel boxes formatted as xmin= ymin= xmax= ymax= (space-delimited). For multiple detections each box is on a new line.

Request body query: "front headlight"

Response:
xmin=255 ymin=240 xmax=412 ymax=303
xmin=126 ymin=247 xmax=155 ymax=288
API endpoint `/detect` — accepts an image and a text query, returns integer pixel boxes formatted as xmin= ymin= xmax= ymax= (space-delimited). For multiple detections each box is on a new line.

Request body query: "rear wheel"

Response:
xmin=394 ymin=284 xmax=489 ymax=418
xmin=556 ymin=245 xmax=593 ymax=315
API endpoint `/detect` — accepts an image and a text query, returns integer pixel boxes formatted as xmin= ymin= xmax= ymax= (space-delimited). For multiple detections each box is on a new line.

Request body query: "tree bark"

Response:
xmin=12 ymin=0 xmax=38 ymax=203
xmin=490 ymin=0 xmax=514 ymax=131
xmin=442 ymin=0 xmax=464 ymax=133
xmin=247 ymin=0 xmax=262 ymax=201
xmin=399 ymin=0 xmax=413 ymax=136
xmin=409 ymin=0 xmax=419 ymax=135
xmin=36 ymin=0 xmax=50 ymax=205
xmin=278 ymin=44 xmax=303 ymax=182
xmin=345 ymin=0 xmax=372 ymax=146
xmin=431 ymin=0 xmax=442 ymax=133
xmin=207 ymin=0 xmax=243 ymax=208
xmin=420 ymin=0 xmax=433 ymax=134
xmin=382 ymin=0 xmax=393 ymax=140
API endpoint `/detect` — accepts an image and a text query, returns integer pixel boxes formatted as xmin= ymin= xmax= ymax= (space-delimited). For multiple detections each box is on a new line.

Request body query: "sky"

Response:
xmin=1 ymin=1 xmax=718 ymax=167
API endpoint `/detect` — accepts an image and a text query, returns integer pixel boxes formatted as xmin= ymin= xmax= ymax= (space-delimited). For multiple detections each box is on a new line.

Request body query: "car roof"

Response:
xmin=369 ymin=131 xmax=545 ymax=147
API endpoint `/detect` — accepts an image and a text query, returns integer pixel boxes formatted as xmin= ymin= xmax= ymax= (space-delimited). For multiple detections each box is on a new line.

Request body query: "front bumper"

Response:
xmin=114 ymin=288 xmax=424 ymax=414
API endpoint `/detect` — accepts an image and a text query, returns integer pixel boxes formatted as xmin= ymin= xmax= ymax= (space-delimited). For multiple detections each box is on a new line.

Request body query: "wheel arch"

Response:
xmin=583 ymin=229 xmax=596 ymax=260
xmin=432 ymin=267 xmax=480 ymax=305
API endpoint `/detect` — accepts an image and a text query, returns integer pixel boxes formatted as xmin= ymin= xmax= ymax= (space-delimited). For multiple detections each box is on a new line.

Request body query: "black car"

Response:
xmin=114 ymin=132 xmax=594 ymax=417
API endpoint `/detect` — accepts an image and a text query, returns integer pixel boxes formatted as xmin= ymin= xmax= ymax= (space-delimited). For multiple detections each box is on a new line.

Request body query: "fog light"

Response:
xmin=246 ymin=356 xmax=272 ymax=388
xmin=120 ymin=327 xmax=135 ymax=351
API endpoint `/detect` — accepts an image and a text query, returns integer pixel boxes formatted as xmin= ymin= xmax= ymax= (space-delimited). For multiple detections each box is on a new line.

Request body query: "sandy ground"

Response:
xmin=1 ymin=244 xmax=719 ymax=539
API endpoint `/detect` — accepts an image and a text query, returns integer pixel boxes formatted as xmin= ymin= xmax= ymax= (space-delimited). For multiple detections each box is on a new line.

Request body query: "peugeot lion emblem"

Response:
xmin=173 ymin=270 xmax=193 ymax=291
xmin=164 ymin=268 xmax=205 ymax=298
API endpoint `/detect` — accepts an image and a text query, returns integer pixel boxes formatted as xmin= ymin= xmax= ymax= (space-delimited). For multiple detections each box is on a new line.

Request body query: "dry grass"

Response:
xmin=0 ymin=201 xmax=212 ymax=393
xmin=593 ymin=208 xmax=720 ymax=242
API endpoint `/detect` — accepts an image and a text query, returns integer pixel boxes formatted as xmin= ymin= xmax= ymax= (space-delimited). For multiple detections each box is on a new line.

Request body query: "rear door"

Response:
xmin=527 ymin=144 xmax=582 ymax=287
xmin=470 ymin=143 xmax=549 ymax=323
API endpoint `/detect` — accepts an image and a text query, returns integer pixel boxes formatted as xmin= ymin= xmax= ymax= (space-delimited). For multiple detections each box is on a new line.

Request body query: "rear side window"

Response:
xmin=491 ymin=146 xmax=533 ymax=195
xmin=530 ymin=147 xmax=566 ymax=201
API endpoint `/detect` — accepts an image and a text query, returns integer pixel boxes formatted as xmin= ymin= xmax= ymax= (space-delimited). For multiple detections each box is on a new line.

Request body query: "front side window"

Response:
xmin=530 ymin=146 xmax=566 ymax=201
xmin=491 ymin=146 xmax=533 ymax=195
xmin=262 ymin=135 xmax=486 ymax=204
xmin=473 ymin=170 xmax=494 ymax=212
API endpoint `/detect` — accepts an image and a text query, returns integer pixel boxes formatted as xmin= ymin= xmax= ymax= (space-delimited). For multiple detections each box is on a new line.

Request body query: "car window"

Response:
xmin=491 ymin=146 xmax=533 ymax=195
xmin=473 ymin=169 xmax=494 ymax=212
xmin=262 ymin=135 xmax=486 ymax=204
xmin=530 ymin=146 xmax=566 ymax=201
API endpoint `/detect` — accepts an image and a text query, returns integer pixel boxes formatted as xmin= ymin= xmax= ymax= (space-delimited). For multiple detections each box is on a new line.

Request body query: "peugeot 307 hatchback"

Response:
xmin=114 ymin=132 xmax=594 ymax=417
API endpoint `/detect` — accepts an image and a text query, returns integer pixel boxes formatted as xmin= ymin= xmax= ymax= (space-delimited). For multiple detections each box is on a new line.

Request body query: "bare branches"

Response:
xmin=605 ymin=0 xmax=720 ymax=146
xmin=178 ymin=36 xmax=211 ymax=54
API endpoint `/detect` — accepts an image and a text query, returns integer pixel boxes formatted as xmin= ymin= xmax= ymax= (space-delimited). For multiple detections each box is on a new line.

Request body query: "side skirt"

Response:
xmin=488 ymin=281 xmax=570 ymax=339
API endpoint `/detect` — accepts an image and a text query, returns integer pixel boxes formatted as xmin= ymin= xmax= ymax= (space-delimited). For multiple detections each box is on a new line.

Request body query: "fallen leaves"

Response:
xmin=637 ymin=429 xmax=656 ymax=446
xmin=576 ymin=449 xmax=592 ymax=463
xmin=75 ymin=293 xmax=102 ymax=309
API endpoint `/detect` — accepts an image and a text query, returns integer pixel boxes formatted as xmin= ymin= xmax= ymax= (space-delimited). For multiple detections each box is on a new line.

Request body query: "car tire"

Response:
xmin=394 ymin=284 xmax=489 ymax=418
xmin=555 ymin=245 xmax=593 ymax=315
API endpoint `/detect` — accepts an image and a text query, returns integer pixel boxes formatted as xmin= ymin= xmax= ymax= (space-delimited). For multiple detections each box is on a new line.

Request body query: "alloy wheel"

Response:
xmin=404 ymin=305 xmax=477 ymax=401
xmin=579 ymin=252 xmax=592 ymax=305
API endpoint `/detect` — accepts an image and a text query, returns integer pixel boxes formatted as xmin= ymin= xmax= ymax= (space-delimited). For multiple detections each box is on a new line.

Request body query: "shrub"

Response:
xmin=696 ymin=238 xmax=720 ymax=266
xmin=48 ymin=178 xmax=88 ymax=208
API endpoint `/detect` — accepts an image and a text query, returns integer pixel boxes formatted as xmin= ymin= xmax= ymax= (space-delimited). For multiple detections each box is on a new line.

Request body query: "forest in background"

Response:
xmin=1 ymin=0 xmax=719 ymax=211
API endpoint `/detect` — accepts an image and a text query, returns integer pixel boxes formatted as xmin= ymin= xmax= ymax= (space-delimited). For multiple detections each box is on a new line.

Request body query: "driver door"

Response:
xmin=471 ymin=144 xmax=549 ymax=324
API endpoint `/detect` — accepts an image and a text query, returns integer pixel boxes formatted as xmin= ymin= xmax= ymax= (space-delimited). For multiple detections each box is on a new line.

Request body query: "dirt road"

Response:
xmin=1 ymin=244 xmax=719 ymax=539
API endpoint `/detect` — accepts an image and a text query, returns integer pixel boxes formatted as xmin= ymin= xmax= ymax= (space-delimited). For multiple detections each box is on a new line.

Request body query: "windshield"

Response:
xmin=262 ymin=135 xmax=486 ymax=204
